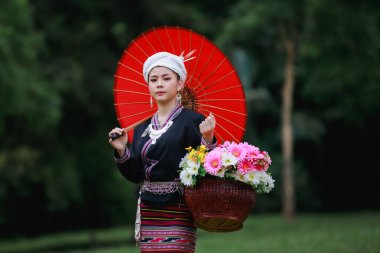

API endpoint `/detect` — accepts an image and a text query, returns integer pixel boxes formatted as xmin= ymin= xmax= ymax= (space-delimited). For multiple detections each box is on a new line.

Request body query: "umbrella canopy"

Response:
xmin=114 ymin=26 xmax=247 ymax=143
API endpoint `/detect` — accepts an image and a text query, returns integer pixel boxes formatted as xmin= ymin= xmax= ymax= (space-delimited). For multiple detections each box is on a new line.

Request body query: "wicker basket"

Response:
xmin=184 ymin=178 xmax=256 ymax=232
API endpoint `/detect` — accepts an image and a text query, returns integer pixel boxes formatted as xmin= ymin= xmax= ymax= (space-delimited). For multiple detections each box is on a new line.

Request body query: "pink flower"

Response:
xmin=219 ymin=141 xmax=231 ymax=148
xmin=254 ymin=151 xmax=272 ymax=171
xmin=241 ymin=142 xmax=259 ymax=155
xmin=212 ymin=146 xmax=225 ymax=153
xmin=204 ymin=150 xmax=223 ymax=176
xmin=261 ymin=151 xmax=272 ymax=164
xmin=254 ymin=161 xmax=267 ymax=171
xmin=227 ymin=143 xmax=246 ymax=160
xmin=240 ymin=142 xmax=260 ymax=160
xmin=238 ymin=157 xmax=254 ymax=174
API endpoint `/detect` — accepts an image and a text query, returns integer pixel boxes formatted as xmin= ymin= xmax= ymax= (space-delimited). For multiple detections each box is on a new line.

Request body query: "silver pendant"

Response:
xmin=141 ymin=128 xmax=149 ymax=137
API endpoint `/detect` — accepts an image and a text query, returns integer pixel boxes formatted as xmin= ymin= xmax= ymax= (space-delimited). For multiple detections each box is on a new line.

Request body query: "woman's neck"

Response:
xmin=156 ymin=101 xmax=178 ymax=124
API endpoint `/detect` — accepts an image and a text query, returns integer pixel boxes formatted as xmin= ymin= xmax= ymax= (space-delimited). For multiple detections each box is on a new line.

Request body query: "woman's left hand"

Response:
xmin=199 ymin=113 xmax=216 ymax=144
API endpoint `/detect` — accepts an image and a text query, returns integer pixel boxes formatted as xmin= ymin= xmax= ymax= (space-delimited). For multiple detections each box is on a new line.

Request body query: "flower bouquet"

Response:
xmin=179 ymin=141 xmax=274 ymax=232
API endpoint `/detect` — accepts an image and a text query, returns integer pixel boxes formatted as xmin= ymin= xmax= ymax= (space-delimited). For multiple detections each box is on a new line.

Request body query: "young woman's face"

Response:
xmin=148 ymin=66 xmax=183 ymax=105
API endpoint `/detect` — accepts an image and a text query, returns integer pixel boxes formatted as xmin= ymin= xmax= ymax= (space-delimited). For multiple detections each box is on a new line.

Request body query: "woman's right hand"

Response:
xmin=108 ymin=127 xmax=129 ymax=156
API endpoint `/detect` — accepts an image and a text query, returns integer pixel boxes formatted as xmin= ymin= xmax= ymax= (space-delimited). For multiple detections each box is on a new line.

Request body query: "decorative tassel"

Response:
xmin=135 ymin=190 xmax=142 ymax=246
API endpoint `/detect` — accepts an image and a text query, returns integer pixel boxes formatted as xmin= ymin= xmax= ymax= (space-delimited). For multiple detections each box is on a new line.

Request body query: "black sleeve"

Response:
xmin=115 ymin=129 xmax=145 ymax=184
xmin=186 ymin=113 xmax=204 ymax=148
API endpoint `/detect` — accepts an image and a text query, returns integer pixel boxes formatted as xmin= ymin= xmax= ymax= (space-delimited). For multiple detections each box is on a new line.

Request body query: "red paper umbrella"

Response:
xmin=114 ymin=26 xmax=247 ymax=143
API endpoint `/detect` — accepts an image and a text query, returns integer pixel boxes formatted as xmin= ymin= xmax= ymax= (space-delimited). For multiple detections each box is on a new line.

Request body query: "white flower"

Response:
xmin=252 ymin=171 xmax=275 ymax=193
xmin=264 ymin=174 xmax=275 ymax=192
xmin=244 ymin=171 xmax=255 ymax=184
xmin=186 ymin=160 xmax=200 ymax=175
xmin=179 ymin=155 xmax=189 ymax=168
xmin=180 ymin=170 xmax=194 ymax=186
xmin=252 ymin=179 xmax=260 ymax=186
xmin=216 ymin=167 xmax=227 ymax=178
xmin=253 ymin=170 xmax=266 ymax=181
xmin=233 ymin=170 xmax=246 ymax=183
xmin=221 ymin=151 xmax=238 ymax=167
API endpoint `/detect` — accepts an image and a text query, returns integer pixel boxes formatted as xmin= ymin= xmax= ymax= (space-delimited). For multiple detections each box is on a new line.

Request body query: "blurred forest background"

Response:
xmin=1 ymin=0 xmax=379 ymax=240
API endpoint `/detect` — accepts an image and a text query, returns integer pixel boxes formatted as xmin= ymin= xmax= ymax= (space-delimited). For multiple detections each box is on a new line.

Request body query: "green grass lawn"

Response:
xmin=0 ymin=212 xmax=379 ymax=253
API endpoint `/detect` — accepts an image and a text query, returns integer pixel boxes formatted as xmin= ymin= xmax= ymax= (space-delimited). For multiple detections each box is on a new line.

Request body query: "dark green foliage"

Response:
xmin=0 ymin=0 xmax=379 ymax=238
xmin=218 ymin=0 xmax=380 ymax=212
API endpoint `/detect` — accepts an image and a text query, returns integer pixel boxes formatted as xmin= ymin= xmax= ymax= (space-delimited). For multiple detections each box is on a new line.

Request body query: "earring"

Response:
xmin=176 ymin=92 xmax=182 ymax=105
xmin=150 ymin=96 xmax=153 ymax=108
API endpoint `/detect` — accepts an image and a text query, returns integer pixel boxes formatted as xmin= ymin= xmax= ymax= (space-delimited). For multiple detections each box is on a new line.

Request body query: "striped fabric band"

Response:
xmin=201 ymin=136 xmax=218 ymax=150
xmin=114 ymin=147 xmax=131 ymax=163
xmin=139 ymin=202 xmax=197 ymax=253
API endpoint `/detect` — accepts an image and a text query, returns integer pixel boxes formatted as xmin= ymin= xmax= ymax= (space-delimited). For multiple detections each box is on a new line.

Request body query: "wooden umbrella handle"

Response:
xmin=109 ymin=127 xmax=132 ymax=140
xmin=109 ymin=115 xmax=152 ymax=140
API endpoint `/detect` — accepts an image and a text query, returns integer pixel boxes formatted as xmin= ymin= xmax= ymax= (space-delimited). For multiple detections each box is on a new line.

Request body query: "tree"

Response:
xmin=217 ymin=0 xmax=380 ymax=215
xmin=0 ymin=0 xmax=239 ymax=237
xmin=298 ymin=0 xmax=380 ymax=210
xmin=217 ymin=0 xmax=306 ymax=220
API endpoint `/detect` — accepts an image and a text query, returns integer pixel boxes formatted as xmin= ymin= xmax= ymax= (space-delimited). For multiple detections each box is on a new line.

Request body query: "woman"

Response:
xmin=108 ymin=52 xmax=217 ymax=252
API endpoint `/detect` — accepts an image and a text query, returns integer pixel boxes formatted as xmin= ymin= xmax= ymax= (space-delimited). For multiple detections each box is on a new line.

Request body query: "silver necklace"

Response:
xmin=142 ymin=120 xmax=173 ymax=144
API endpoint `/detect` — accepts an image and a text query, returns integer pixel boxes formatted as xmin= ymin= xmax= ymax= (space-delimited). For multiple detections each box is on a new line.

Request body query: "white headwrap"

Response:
xmin=143 ymin=51 xmax=194 ymax=84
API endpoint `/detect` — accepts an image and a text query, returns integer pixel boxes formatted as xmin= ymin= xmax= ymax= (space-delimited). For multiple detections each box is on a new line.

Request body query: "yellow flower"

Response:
xmin=199 ymin=145 xmax=206 ymax=152
xmin=188 ymin=150 xmax=198 ymax=162
xmin=184 ymin=145 xmax=208 ymax=164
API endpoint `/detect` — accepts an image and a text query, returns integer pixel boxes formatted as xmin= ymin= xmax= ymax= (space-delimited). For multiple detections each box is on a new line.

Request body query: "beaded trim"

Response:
xmin=140 ymin=180 xmax=184 ymax=195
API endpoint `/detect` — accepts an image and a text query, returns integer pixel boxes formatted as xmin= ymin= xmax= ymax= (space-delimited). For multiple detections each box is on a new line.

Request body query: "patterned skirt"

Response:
xmin=139 ymin=202 xmax=197 ymax=252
